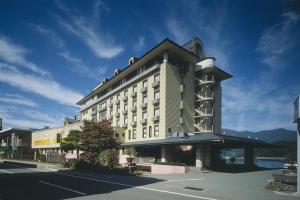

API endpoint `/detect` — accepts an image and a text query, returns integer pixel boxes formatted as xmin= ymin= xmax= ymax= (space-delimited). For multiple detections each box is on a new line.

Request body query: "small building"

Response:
xmin=31 ymin=118 xmax=82 ymax=162
xmin=0 ymin=128 xmax=33 ymax=160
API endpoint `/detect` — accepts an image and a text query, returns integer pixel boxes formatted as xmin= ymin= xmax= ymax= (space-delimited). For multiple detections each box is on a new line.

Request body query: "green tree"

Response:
xmin=61 ymin=130 xmax=81 ymax=154
xmin=80 ymin=120 xmax=119 ymax=163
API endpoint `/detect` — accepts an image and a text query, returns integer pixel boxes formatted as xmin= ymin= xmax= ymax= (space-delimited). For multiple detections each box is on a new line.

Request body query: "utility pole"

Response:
xmin=293 ymin=95 xmax=300 ymax=196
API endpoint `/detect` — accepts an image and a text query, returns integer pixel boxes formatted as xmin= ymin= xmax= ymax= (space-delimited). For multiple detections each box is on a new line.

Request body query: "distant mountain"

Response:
xmin=221 ymin=128 xmax=297 ymax=143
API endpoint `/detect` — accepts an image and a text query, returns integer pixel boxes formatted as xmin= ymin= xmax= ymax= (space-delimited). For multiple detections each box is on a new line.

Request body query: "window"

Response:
xmin=133 ymin=129 xmax=136 ymax=139
xmin=124 ymin=103 xmax=128 ymax=110
xmin=143 ymin=127 xmax=147 ymax=138
xmin=154 ymin=90 xmax=160 ymax=99
xmin=143 ymin=79 xmax=148 ymax=88
xmin=133 ymin=85 xmax=137 ymax=93
xmin=92 ymin=116 xmax=97 ymax=122
xmin=154 ymin=107 xmax=160 ymax=116
xmin=154 ymin=125 xmax=159 ymax=137
xmin=128 ymin=130 xmax=131 ymax=140
xmin=143 ymin=95 xmax=148 ymax=104
xmin=115 ymin=133 xmax=119 ymax=138
xmin=110 ymin=97 xmax=113 ymax=103
xmin=117 ymin=106 xmax=120 ymax=113
xmin=116 ymin=119 xmax=120 ymax=127
xmin=100 ymin=102 xmax=106 ymax=109
xmin=117 ymin=94 xmax=120 ymax=100
xmin=132 ymin=115 xmax=137 ymax=122
xmin=154 ymin=73 xmax=160 ymax=82
xmin=92 ymin=107 xmax=97 ymax=113
xmin=110 ymin=110 xmax=113 ymax=116
xmin=124 ymin=117 xmax=128 ymax=124
xmin=124 ymin=90 xmax=128 ymax=96
xmin=132 ymin=100 xmax=137 ymax=107
xmin=99 ymin=112 xmax=106 ymax=120
xmin=149 ymin=126 xmax=152 ymax=137
xmin=142 ymin=111 xmax=147 ymax=120
xmin=56 ymin=133 xmax=61 ymax=143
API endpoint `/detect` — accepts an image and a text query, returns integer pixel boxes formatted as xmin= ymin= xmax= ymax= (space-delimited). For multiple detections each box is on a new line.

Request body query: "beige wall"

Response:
xmin=32 ymin=122 xmax=82 ymax=149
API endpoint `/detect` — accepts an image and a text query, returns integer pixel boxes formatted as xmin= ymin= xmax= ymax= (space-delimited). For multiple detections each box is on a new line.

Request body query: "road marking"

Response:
xmin=39 ymin=180 xmax=86 ymax=195
xmin=167 ymin=178 xmax=206 ymax=182
xmin=0 ymin=169 xmax=13 ymax=174
xmin=58 ymin=172 xmax=217 ymax=200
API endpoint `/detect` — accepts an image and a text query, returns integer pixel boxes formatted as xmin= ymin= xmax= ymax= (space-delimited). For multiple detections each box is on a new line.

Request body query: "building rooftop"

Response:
xmin=0 ymin=128 xmax=32 ymax=136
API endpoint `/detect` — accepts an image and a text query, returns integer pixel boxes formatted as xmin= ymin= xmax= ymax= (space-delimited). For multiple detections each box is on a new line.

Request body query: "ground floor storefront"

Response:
xmin=121 ymin=133 xmax=274 ymax=171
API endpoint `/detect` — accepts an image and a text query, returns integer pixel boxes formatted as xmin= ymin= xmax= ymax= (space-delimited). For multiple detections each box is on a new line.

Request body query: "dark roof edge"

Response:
xmin=76 ymin=38 xmax=195 ymax=105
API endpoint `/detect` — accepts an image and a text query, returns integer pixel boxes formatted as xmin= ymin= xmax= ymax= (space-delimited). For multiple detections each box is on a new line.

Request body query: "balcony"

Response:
xmin=152 ymin=98 xmax=159 ymax=105
xmin=179 ymin=117 xmax=184 ymax=124
xmin=115 ymin=112 xmax=120 ymax=117
xmin=180 ymin=84 xmax=184 ymax=93
xmin=196 ymin=93 xmax=214 ymax=101
xmin=108 ymin=102 xmax=113 ymax=108
xmin=152 ymin=81 xmax=160 ymax=88
xmin=180 ymin=101 xmax=183 ymax=110
xmin=195 ymin=109 xmax=213 ymax=117
xmin=121 ymin=123 xmax=128 ymax=128
xmin=131 ymin=106 xmax=137 ymax=112
xmin=99 ymin=107 xmax=106 ymax=112
xmin=122 ymin=110 xmax=128 ymax=115
xmin=123 ymin=95 xmax=128 ymax=101
xmin=115 ymin=99 xmax=120 ymax=105
xmin=140 ymin=103 xmax=147 ymax=109
xmin=140 ymin=119 xmax=147 ymax=124
xmin=140 ymin=87 xmax=147 ymax=93
xmin=152 ymin=116 xmax=160 ymax=122
xmin=91 ymin=109 xmax=97 ymax=115
xmin=108 ymin=115 xmax=113 ymax=120
xmin=131 ymin=92 xmax=137 ymax=98
xmin=131 ymin=121 xmax=137 ymax=126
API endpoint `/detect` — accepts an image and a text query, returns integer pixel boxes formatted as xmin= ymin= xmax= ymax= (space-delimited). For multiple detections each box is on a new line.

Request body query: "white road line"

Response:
xmin=31 ymin=168 xmax=49 ymax=172
xmin=0 ymin=169 xmax=13 ymax=174
xmin=39 ymin=180 xmax=86 ymax=195
xmin=167 ymin=178 xmax=206 ymax=182
xmin=58 ymin=172 xmax=217 ymax=200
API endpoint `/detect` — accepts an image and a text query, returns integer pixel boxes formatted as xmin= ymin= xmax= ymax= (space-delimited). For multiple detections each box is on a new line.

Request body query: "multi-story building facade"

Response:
xmin=77 ymin=38 xmax=234 ymax=169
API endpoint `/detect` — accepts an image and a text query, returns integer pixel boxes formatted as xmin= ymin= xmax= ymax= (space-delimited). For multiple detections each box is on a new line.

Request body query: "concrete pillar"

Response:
xmin=161 ymin=146 xmax=166 ymax=162
xmin=196 ymin=144 xmax=204 ymax=169
xmin=245 ymin=146 xmax=254 ymax=169
xmin=34 ymin=150 xmax=37 ymax=161
xmin=163 ymin=51 xmax=168 ymax=63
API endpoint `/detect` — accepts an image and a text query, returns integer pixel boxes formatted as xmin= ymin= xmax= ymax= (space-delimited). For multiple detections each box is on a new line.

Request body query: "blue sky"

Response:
xmin=0 ymin=0 xmax=299 ymax=131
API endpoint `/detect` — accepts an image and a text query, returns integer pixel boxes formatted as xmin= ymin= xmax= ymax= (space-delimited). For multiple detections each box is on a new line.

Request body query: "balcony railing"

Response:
xmin=152 ymin=81 xmax=160 ymax=88
xmin=115 ymin=100 xmax=120 ymax=105
xmin=131 ymin=106 xmax=137 ymax=112
xmin=131 ymin=121 xmax=137 ymax=126
xmin=152 ymin=116 xmax=159 ymax=122
xmin=152 ymin=98 xmax=159 ymax=105
xmin=140 ymin=87 xmax=147 ymax=93
xmin=140 ymin=119 xmax=147 ymax=124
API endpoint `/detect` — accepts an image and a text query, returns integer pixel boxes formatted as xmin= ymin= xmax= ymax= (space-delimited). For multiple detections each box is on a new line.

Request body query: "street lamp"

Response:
xmin=293 ymin=95 xmax=300 ymax=196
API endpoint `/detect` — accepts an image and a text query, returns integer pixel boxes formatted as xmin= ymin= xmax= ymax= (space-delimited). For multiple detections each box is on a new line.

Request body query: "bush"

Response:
xmin=124 ymin=147 xmax=137 ymax=157
xmin=99 ymin=149 xmax=118 ymax=169
xmin=75 ymin=159 xmax=90 ymax=169
xmin=64 ymin=159 xmax=77 ymax=168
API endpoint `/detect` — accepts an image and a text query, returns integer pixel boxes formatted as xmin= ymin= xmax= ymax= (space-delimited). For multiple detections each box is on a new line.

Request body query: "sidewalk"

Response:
xmin=0 ymin=159 xmax=63 ymax=170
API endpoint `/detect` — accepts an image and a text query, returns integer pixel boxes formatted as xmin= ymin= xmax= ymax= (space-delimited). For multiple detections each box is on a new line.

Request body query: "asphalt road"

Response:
xmin=0 ymin=162 xmax=298 ymax=200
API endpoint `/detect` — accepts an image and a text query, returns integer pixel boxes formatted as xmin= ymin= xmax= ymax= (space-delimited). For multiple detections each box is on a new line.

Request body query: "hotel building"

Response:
xmin=77 ymin=38 xmax=266 ymax=169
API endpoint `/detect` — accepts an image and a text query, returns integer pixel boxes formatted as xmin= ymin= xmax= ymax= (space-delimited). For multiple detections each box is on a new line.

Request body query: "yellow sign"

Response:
xmin=33 ymin=139 xmax=50 ymax=145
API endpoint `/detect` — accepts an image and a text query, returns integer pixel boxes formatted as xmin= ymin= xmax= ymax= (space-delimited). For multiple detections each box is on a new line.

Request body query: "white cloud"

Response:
xmin=166 ymin=18 xmax=189 ymax=44
xmin=0 ymin=63 xmax=83 ymax=106
xmin=0 ymin=94 xmax=38 ymax=107
xmin=55 ymin=1 xmax=123 ymax=59
xmin=0 ymin=36 xmax=50 ymax=76
xmin=133 ymin=36 xmax=145 ymax=51
xmin=256 ymin=12 xmax=300 ymax=69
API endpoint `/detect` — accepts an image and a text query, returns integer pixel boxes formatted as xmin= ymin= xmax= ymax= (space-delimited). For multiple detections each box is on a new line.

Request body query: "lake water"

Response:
xmin=235 ymin=159 xmax=284 ymax=169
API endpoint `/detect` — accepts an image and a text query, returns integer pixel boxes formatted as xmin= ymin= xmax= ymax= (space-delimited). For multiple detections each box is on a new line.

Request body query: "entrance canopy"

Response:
xmin=121 ymin=133 xmax=275 ymax=148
